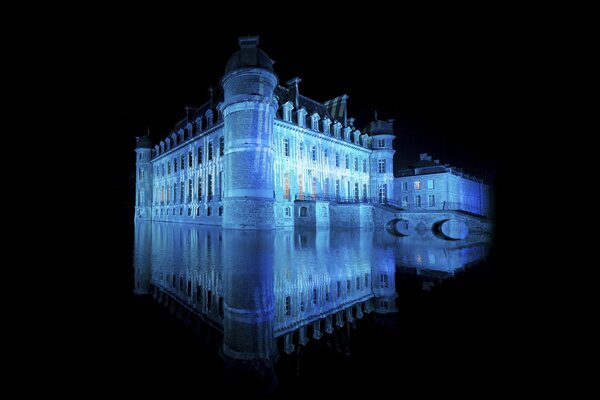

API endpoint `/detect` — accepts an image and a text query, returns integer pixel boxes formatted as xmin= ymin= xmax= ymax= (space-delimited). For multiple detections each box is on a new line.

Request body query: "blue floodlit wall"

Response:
xmin=393 ymin=155 xmax=490 ymax=217
xmin=134 ymin=37 xmax=397 ymax=228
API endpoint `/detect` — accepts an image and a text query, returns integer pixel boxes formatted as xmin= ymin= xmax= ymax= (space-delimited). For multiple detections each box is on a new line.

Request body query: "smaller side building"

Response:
xmin=393 ymin=153 xmax=490 ymax=217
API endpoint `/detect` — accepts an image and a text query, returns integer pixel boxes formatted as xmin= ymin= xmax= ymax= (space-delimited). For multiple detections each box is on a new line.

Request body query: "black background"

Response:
xmin=72 ymin=3 xmax=524 ymax=395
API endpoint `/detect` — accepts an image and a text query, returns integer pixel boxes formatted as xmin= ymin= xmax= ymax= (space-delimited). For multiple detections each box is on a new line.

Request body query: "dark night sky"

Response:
xmin=97 ymin=4 xmax=517 ymax=218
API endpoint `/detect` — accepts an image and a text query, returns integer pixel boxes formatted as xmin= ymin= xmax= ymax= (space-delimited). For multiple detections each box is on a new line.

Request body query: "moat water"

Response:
xmin=101 ymin=222 xmax=500 ymax=396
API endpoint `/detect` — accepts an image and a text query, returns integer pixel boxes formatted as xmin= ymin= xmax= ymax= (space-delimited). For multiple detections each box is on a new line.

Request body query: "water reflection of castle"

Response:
xmin=133 ymin=222 xmax=489 ymax=364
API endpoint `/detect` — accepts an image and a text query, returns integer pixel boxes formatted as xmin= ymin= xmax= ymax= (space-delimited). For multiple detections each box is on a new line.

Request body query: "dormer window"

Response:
xmin=311 ymin=113 xmax=320 ymax=131
xmin=378 ymin=139 xmax=385 ymax=148
xmin=282 ymin=101 xmax=293 ymax=122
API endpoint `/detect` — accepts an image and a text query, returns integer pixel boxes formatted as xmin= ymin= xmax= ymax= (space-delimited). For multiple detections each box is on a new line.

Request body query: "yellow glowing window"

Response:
xmin=414 ymin=181 xmax=421 ymax=190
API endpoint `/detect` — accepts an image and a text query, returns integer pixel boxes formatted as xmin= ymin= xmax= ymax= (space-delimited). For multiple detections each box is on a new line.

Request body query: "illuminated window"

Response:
xmin=362 ymin=159 xmax=366 ymax=173
xmin=428 ymin=195 xmax=435 ymax=207
xmin=427 ymin=179 xmax=434 ymax=189
xmin=312 ymin=146 xmax=316 ymax=161
xmin=181 ymin=155 xmax=184 ymax=170
xmin=415 ymin=195 xmax=421 ymax=207
xmin=354 ymin=158 xmax=358 ymax=171
xmin=335 ymin=153 xmax=339 ymax=167
xmin=285 ymin=296 xmax=291 ymax=315
xmin=403 ymin=181 xmax=408 ymax=191
xmin=197 ymin=177 xmax=202 ymax=201
xmin=378 ymin=184 xmax=387 ymax=203
xmin=378 ymin=159 xmax=386 ymax=173
xmin=378 ymin=139 xmax=385 ymax=147
xmin=219 ymin=137 xmax=224 ymax=157
xmin=198 ymin=147 xmax=203 ymax=164
xmin=283 ymin=173 xmax=290 ymax=200
xmin=189 ymin=151 xmax=193 ymax=167
xmin=283 ymin=139 xmax=289 ymax=157
xmin=380 ymin=274 xmax=388 ymax=288
xmin=300 ymin=207 xmax=307 ymax=217
xmin=414 ymin=181 xmax=421 ymax=190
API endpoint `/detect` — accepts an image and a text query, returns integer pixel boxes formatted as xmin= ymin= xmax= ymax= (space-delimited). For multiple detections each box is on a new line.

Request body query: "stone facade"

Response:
xmin=393 ymin=153 xmax=490 ymax=217
xmin=134 ymin=36 xmax=396 ymax=229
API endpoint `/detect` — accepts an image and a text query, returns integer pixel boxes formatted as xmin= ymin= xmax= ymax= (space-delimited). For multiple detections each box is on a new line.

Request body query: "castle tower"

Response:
xmin=220 ymin=36 xmax=278 ymax=229
xmin=134 ymin=134 xmax=153 ymax=220
xmin=365 ymin=117 xmax=396 ymax=203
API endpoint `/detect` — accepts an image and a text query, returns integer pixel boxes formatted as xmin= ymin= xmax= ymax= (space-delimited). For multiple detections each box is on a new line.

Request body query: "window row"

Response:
xmin=154 ymin=137 xmax=224 ymax=177
xmin=401 ymin=179 xmax=435 ymax=191
xmin=156 ymin=174 xmax=219 ymax=204
xmin=155 ymin=205 xmax=223 ymax=217
xmin=401 ymin=195 xmax=436 ymax=207
xmin=157 ymin=275 xmax=224 ymax=318
xmin=282 ymin=139 xmax=370 ymax=172
xmin=282 ymin=174 xmax=369 ymax=201
xmin=283 ymin=273 xmax=372 ymax=316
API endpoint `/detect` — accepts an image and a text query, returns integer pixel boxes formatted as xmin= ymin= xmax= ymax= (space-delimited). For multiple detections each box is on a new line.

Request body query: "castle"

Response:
xmin=134 ymin=36 xmax=395 ymax=229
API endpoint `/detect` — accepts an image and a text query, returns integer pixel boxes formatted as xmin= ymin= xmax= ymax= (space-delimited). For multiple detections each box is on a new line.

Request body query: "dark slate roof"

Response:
xmin=298 ymin=95 xmax=332 ymax=119
xmin=363 ymin=119 xmax=392 ymax=135
xmin=225 ymin=49 xmax=274 ymax=74
xmin=274 ymin=86 xmax=336 ymax=121
xmin=171 ymin=97 xmax=221 ymax=132
xmin=410 ymin=159 xmax=444 ymax=169
xmin=135 ymin=134 xmax=152 ymax=149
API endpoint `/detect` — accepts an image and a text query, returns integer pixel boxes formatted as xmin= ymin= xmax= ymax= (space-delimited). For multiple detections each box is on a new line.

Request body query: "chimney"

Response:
xmin=286 ymin=77 xmax=301 ymax=108
xmin=239 ymin=35 xmax=259 ymax=66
